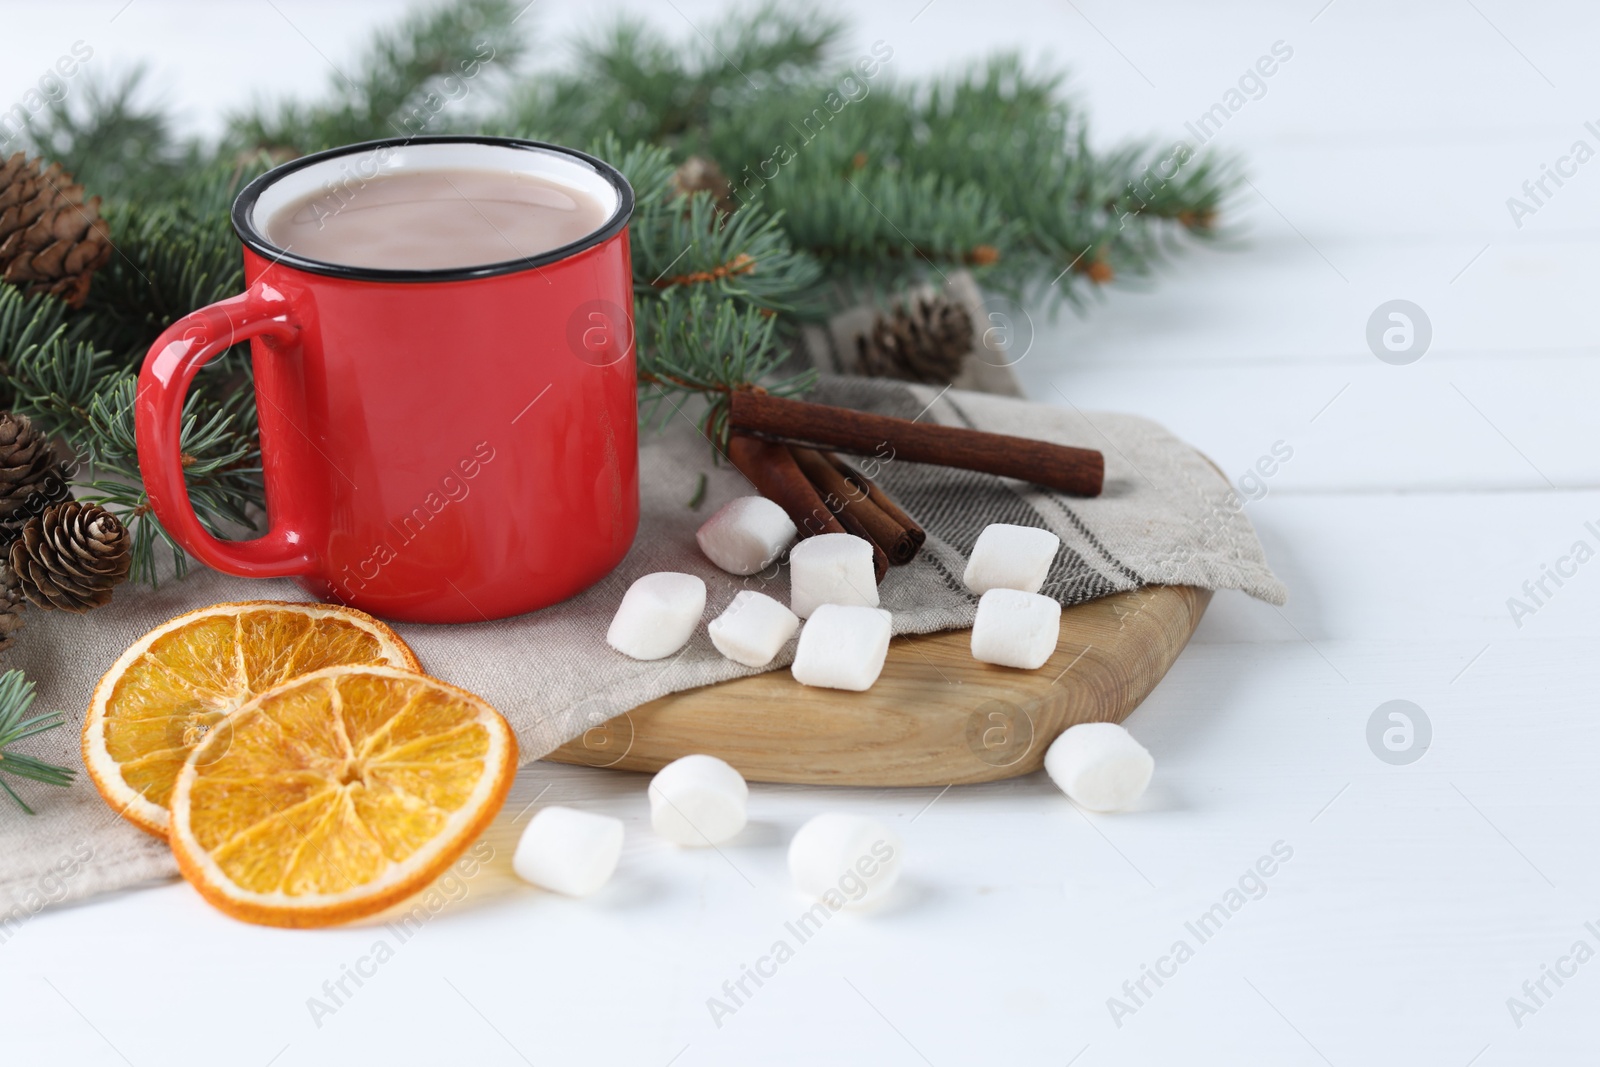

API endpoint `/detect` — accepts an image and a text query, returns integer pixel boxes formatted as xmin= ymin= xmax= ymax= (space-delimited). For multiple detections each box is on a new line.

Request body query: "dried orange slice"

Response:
xmin=168 ymin=665 xmax=515 ymax=928
xmin=83 ymin=601 xmax=419 ymax=836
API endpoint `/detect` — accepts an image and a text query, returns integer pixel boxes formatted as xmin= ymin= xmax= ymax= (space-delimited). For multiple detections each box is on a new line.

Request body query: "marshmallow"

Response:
xmin=696 ymin=496 xmax=797 ymax=576
xmin=708 ymin=590 xmax=800 ymax=668
xmin=1044 ymin=723 xmax=1154 ymax=812
xmin=513 ymin=807 xmax=624 ymax=896
xmin=649 ymin=754 xmax=749 ymax=846
xmin=971 ymin=588 xmax=1061 ymax=670
xmin=607 ymin=572 xmax=706 ymax=660
xmin=963 ymin=523 xmax=1061 ymax=595
xmin=789 ymin=533 xmax=878 ymax=618
xmin=791 ymin=604 xmax=892 ymax=691
xmin=788 ymin=813 xmax=903 ymax=908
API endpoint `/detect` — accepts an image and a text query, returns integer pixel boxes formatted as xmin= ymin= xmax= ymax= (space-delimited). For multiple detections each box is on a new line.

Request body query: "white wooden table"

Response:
xmin=4 ymin=2 xmax=1597 ymax=1064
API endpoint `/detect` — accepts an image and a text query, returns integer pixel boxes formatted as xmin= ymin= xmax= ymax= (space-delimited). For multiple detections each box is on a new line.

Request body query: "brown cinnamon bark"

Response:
xmin=729 ymin=391 xmax=1104 ymax=497
xmin=848 ymin=522 xmax=890 ymax=583
xmin=791 ymin=476 xmax=888 ymax=580
xmin=725 ymin=436 xmax=888 ymax=583
xmin=822 ymin=451 xmax=927 ymax=553
xmin=791 ymin=447 xmax=918 ymax=566
xmin=726 ymin=435 xmax=842 ymax=538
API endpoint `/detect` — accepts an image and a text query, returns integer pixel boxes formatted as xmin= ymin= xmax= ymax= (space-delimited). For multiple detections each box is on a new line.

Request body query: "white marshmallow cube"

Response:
xmin=789 ymin=533 xmax=878 ymax=618
xmin=790 ymin=604 xmax=892 ymax=691
xmin=513 ymin=807 xmax=624 ymax=896
xmin=649 ymin=754 xmax=749 ymax=846
xmin=788 ymin=813 xmax=903 ymax=908
xmin=1044 ymin=723 xmax=1154 ymax=812
xmin=696 ymin=496 xmax=797 ymax=576
xmin=963 ymin=523 xmax=1061 ymax=595
xmin=707 ymin=590 xmax=800 ymax=668
xmin=607 ymin=572 xmax=706 ymax=660
xmin=971 ymin=588 xmax=1061 ymax=670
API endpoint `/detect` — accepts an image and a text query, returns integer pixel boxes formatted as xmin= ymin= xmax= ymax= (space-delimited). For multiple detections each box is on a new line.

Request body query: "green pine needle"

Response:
xmin=686 ymin=472 xmax=708 ymax=510
xmin=0 ymin=670 xmax=75 ymax=815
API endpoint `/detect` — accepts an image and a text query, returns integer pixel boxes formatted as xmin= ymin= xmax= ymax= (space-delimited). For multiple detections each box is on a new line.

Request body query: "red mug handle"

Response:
xmin=136 ymin=282 xmax=314 ymax=578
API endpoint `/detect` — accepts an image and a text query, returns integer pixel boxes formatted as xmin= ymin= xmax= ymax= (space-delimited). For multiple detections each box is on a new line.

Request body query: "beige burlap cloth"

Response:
xmin=0 ymin=377 xmax=1284 ymax=918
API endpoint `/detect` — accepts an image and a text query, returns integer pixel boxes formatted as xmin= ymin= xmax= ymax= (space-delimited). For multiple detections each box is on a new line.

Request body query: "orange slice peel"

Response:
xmin=82 ymin=601 xmax=419 ymax=836
xmin=168 ymin=665 xmax=516 ymax=929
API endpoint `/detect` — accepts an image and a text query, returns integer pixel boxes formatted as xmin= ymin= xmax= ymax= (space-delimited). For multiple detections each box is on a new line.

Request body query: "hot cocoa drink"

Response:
xmin=263 ymin=167 xmax=611 ymax=270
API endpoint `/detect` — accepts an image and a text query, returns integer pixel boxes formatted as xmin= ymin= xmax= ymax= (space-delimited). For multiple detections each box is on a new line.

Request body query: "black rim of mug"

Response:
xmin=231 ymin=135 xmax=637 ymax=283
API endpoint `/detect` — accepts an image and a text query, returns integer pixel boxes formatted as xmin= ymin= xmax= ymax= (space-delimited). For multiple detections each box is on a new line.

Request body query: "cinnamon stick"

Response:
xmin=729 ymin=391 xmax=1104 ymax=497
xmin=789 ymin=460 xmax=889 ymax=582
xmin=726 ymin=435 xmax=842 ymax=538
xmin=791 ymin=446 xmax=918 ymax=566
xmin=725 ymin=435 xmax=887 ymax=582
xmin=823 ymin=451 xmax=926 ymax=553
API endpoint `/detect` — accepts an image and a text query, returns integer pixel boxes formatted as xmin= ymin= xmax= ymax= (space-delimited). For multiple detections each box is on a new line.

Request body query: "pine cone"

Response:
xmin=855 ymin=295 xmax=975 ymax=385
xmin=9 ymin=502 xmax=131 ymax=613
xmin=0 ymin=563 xmax=24 ymax=654
xmin=0 ymin=412 xmax=70 ymax=548
xmin=0 ymin=153 xmax=113 ymax=307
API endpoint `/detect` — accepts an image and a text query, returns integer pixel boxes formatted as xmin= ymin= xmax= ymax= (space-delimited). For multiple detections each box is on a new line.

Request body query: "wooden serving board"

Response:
xmin=548 ymin=585 xmax=1209 ymax=786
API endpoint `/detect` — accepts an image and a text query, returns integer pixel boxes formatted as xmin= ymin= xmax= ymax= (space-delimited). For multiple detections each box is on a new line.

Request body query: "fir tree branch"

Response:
xmin=81 ymin=158 xmax=262 ymax=364
xmin=0 ymin=284 xmax=261 ymax=583
xmin=227 ymin=0 xmax=529 ymax=155
xmin=602 ymin=135 xmax=825 ymax=331
xmin=16 ymin=66 xmax=193 ymax=202
xmin=632 ymin=176 xmax=823 ymax=312
xmin=0 ymin=669 xmax=74 ymax=814
xmin=637 ymin=286 xmax=813 ymax=448
xmin=701 ymin=53 xmax=1239 ymax=306
xmin=605 ymin=135 xmax=821 ymax=439
xmin=502 ymin=3 xmax=846 ymax=148
xmin=72 ymin=373 xmax=262 ymax=584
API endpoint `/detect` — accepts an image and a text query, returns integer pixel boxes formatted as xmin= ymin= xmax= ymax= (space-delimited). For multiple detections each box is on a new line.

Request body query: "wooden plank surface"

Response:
xmin=547 ymin=585 xmax=1210 ymax=785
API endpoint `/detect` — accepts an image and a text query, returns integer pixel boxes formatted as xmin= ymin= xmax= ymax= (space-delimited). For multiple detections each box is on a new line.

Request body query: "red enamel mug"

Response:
xmin=136 ymin=136 xmax=639 ymax=623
